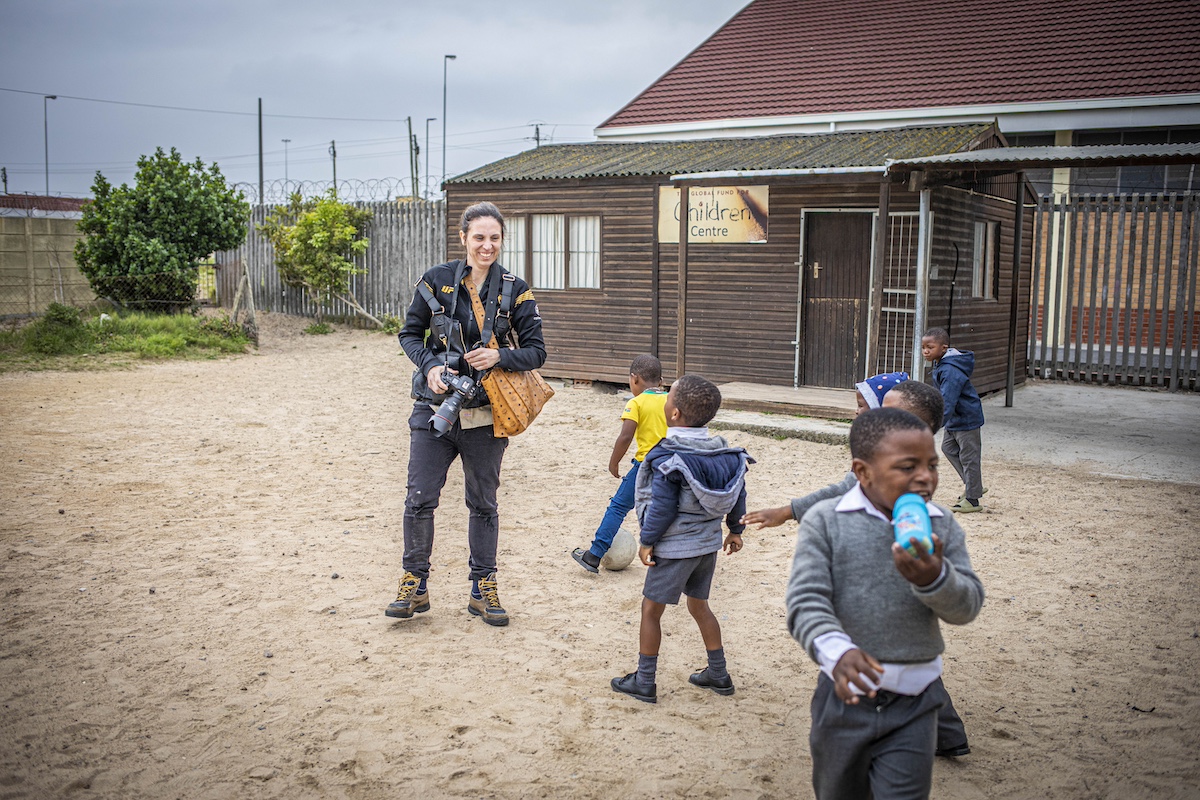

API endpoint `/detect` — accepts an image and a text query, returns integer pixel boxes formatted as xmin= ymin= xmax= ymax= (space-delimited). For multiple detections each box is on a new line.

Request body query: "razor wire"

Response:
xmin=232 ymin=178 xmax=426 ymax=205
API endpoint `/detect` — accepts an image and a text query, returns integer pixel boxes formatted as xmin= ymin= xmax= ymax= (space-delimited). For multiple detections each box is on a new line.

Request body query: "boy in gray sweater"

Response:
xmin=786 ymin=407 xmax=984 ymax=800
xmin=611 ymin=375 xmax=753 ymax=704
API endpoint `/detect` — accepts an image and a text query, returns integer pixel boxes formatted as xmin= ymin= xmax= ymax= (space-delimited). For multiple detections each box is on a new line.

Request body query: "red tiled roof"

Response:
xmin=0 ymin=194 xmax=88 ymax=212
xmin=600 ymin=0 xmax=1200 ymax=129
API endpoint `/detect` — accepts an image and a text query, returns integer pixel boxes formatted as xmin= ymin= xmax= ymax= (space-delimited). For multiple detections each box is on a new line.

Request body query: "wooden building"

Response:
xmin=445 ymin=123 xmax=1033 ymax=396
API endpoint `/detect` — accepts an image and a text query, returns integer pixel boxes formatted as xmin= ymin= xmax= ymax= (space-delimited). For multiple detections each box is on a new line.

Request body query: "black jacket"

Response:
xmin=399 ymin=260 xmax=547 ymax=405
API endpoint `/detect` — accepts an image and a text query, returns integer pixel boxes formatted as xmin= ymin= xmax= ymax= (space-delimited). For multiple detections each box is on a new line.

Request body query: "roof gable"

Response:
xmin=599 ymin=0 xmax=1200 ymax=130
xmin=449 ymin=124 xmax=993 ymax=183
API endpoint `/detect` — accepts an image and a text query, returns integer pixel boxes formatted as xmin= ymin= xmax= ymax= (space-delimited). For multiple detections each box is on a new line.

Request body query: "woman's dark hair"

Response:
xmin=459 ymin=201 xmax=506 ymax=237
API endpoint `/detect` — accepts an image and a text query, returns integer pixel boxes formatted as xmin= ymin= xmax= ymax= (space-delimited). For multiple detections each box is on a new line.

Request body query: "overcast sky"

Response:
xmin=1 ymin=0 xmax=745 ymax=201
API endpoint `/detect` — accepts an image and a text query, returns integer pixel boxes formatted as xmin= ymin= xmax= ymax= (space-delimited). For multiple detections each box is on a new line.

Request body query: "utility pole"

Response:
xmin=425 ymin=117 xmax=436 ymax=200
xmin=257 ymin=98 xmax=263 ymax=204
xmin=281 ymin=138 xmax=291 ymax=191
xmin=407 ymin=116 xmax=418 ymax=201
xmin=442 ymin=54 xmax=456 ymax=192
xmin=43 ymin=95 xmax=57 ymax=196
xmin=329 ymin=140 xmax=337 ymax=196
xmin=2 ymin=167 xmax=8 ymax=194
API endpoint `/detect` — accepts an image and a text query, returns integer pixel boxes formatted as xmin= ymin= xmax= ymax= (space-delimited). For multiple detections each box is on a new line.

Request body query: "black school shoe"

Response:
xmin=936 ymin=742 xmax=971 ymax=758
xmin=688 ymin=667 xmax=735 ymax=696
xmin=571 ymin=548 xmax=600 ymax=574
xmin=611 ymin=672 xmax=657 ymax=703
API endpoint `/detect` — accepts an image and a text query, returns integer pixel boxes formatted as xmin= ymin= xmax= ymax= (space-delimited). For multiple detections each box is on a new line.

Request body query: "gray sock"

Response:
xmin=636 ymin=654 xmax=657 ymax=687
xmin=706 ymin=647 xmax=728 ymax=680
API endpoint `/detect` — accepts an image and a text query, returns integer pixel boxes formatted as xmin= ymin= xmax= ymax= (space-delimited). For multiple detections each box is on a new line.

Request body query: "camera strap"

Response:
xmin=415 ymin=260 xmax=468 ymax=364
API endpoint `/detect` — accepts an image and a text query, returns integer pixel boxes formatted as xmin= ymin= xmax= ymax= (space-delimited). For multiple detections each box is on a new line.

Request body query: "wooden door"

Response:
xmin=802 ymin=213 xmax=873 ymax=387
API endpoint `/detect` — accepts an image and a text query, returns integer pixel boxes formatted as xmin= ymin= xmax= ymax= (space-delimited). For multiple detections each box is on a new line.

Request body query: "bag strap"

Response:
xmin=472 ymin=266 xmax=507 ymax=349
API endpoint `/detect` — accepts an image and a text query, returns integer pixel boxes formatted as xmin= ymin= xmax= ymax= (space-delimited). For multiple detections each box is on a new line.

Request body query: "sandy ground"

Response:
xmin=1 ymin=312 xmax=1198 ymax=800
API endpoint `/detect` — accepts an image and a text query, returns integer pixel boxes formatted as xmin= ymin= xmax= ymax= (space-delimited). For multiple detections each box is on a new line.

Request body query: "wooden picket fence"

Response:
xmin=214 ymin=200 xmax=446 ymax=325
xmin=1029 ymin=192 xmax=1199 ymax=390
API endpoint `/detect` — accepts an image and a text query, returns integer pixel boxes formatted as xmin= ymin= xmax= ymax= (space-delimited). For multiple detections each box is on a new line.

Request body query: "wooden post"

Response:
xmin=676 ymin=183 xmax=689 ymax=379
xmin=651 ymin=185 xmax=660 ymax=358
xmin=1006 ymin=173 xmax=1025 ymax=406
xmin=24 ymin=216 xmax=35 ymax=314
xmin=866 ymin=179 xmax=890 ymax=378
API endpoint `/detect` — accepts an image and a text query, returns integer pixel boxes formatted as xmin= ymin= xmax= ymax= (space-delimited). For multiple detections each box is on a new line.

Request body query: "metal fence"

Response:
xmin=214 ymin=199 xmax=446 ymax=325
xmin=1029 ymin=192 xmax=1199 ymax=391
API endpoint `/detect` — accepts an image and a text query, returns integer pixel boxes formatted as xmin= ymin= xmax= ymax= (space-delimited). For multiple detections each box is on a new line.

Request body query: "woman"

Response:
xmin=386 ymin=201 xmax=546 ymax=627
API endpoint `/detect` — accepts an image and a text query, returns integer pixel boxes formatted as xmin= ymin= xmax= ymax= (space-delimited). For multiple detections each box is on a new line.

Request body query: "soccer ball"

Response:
xmin=600 ymin=528 xmax=639 ymax=571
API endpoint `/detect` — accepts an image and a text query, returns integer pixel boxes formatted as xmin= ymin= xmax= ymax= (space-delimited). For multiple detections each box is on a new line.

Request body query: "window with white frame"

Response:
xmin=532 ymin=214 xmax=565 ymax=290
xmin=972 ymin=220 xmax=998 ymax=300
xmin=503 ymin=215 xmax=526 ymax=276
xmin=503 ymin=214 xmax=601 ymax=290
xmin=569 ymin=216 xmax=600 ymax=289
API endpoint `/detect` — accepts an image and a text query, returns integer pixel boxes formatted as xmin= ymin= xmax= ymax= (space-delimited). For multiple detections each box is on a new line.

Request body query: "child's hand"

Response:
xmin=609 ymin=464 xmax=621 ymax=479
xmin=741 ymin=505 xmax=793 ymax=529
xmin=891 ymin=534 xmax=944 ymax=587
xmin=639 ymin=544 xmax=655 ymax=567
xmin=723 ymin=532 xmax=743 ymax=554
xmin=832 ymin=649 xmax=884 ymax=703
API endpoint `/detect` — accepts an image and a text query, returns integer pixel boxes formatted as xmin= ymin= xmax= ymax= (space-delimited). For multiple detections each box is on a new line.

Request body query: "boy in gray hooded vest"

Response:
xmin=610 ymin=375 xmax=753 ymax=704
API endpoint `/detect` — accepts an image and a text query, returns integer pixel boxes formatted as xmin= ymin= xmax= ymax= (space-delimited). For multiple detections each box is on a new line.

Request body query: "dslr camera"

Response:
xmin=430 ymin=366 xmax=481 ymax=436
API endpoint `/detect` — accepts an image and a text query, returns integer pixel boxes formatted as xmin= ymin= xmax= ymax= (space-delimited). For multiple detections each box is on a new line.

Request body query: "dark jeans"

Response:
xmin=403 ymin=403 xmax=508 ymax=581
xmin=809 ymin=674 xmax=942 ymax=800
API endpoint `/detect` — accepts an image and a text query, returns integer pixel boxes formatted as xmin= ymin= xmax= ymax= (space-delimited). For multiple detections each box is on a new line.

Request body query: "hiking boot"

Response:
xmin=688 ymin=667 xmax=735 ymax=696
xmin=467 ymin=572 xmax=509 ymax=626
xmin=572 ymin=547 xmax=600 ymax=574
xmin=951 ymin=498 xmax=982 ymax=513
xmin=611 ymin=672 xmax=657 ymax=703
xmin=384 ymin=572 xmax=429 ymax=619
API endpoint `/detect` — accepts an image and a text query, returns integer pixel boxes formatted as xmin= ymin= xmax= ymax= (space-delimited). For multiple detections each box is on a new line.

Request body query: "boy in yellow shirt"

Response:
xmin=572 ymin=355 xmax=668 ymax=573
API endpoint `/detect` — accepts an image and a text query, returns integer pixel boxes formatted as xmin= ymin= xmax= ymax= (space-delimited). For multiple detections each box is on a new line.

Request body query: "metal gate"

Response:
xmin=1029 ymin=192 xmax=1199 ymax=390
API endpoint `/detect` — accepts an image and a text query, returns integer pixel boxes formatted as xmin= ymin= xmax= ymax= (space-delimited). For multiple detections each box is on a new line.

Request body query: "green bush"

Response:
xmin=304 ymin=322 xmax=333 ymax=335
xmin=23 ymin=303 xmax=94 ymax=355
xmin=379 ymin=314 xmax=403 ymax=335
xmin=75 ymin=148 xmax=249 ymax=310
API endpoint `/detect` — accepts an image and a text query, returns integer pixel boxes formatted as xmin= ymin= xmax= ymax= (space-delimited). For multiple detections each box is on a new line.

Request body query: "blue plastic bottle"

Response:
xmin=892 ymin=493 xmax=934 ymax=557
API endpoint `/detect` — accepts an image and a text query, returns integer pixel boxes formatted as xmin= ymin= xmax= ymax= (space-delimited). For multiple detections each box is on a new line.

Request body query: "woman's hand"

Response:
xmin=463 ymin=347 xmax=501 ymax=371
xmin=426 ymin=364 xmax=449 ymax=395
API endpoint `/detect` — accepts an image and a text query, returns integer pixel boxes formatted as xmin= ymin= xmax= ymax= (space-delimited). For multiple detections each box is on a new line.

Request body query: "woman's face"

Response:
xmin=460 ymin=216 xmax=503 ymax=270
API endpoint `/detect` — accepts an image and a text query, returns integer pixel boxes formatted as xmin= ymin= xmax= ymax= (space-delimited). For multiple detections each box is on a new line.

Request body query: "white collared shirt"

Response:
xmin=812 ymin=485 xmax=945 ymax=696
xmin=665 ymin=426 xmax=710 ymax=440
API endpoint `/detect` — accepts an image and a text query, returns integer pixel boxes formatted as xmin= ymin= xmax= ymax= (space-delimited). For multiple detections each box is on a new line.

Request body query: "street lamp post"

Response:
xmin=43 ymin=95 xmax=57 ymax=197
xmin=281 ymin=139 xmax=291 ymax=191
xmin=424 ymin=117 xmax=436 ymax=199
xmin=442 ymin=54 xmax=456 ymax=193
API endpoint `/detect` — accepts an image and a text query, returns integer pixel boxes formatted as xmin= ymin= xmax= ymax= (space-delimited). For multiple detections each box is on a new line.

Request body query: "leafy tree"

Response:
xmin=75 ymin=148 xmax=249 ymax=309
xmin=258 ymin=191 xmax=377 ymax=325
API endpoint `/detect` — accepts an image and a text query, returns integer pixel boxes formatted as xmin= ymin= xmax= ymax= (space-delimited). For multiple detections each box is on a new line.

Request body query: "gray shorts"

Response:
xmin=642 ymin=552 xmax=718 ymax=605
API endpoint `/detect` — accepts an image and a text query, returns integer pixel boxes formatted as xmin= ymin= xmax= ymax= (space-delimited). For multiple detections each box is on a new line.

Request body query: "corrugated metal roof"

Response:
xmin=449 ymin=124 xmax=993 ymax=183
xmin=887 ymin=143 xmax=1200 ymax=174
xmin=600 ymin=0 xmax=1200 ymax=129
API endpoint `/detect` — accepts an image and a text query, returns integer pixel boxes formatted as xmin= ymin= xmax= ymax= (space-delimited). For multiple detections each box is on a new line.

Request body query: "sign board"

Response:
xmin=658 ymin=186 xmax=769 ymax=244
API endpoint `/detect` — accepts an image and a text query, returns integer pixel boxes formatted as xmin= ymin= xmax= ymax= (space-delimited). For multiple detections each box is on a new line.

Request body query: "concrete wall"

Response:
xmin=0 ymin=214 xmax=94 ymax=318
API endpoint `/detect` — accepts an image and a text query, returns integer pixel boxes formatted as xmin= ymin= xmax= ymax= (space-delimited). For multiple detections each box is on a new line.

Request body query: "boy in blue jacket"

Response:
xmin=611 ymin=375 xmax=753 ymax=704
xmin=922 ymin=327 xmax=986 ymax=513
